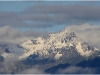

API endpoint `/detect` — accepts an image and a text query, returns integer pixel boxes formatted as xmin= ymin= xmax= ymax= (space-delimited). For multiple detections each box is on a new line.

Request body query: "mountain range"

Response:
xmin=0 ymin=27 xmax=100 ymax=74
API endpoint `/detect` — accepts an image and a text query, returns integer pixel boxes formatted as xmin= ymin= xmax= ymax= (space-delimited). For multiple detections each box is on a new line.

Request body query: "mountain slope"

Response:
xmin=0 ymin=27 xmax=100 ymax=74
xmin=19 ymin=28 xmax=99 ymax=60
xmin=1 ymin=27 xmax=100 ymax=61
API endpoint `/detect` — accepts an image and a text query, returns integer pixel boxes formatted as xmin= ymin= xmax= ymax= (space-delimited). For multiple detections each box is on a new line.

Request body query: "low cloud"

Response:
xmin=21 ymin=68 xmax=45 ymax=74
xmin=58 ymin=66 xmax=96 ymax=74
xmin=0 ymin=56 xmax=19 ymax=73
xmin=0 ymin=25 xmax=47 ymax=44
xmin=0 ymin=47 xmax=4 ymax=55
xmin=66 ymin=23 xmax=100 ymax=49
xmin=0 ymin=54 xmax=45 ymax=74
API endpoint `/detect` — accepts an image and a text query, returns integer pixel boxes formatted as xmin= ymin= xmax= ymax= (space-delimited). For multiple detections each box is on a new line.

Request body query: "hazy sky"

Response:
xmin=0 ymin=1 xmax=100 ymax=32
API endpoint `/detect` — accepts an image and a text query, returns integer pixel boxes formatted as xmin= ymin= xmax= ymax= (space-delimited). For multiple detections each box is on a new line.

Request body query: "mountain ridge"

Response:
xmin=0 ymin=27 xmax=100 ymax=74
xmin=1 ymin=27 xmax=100 ymax=61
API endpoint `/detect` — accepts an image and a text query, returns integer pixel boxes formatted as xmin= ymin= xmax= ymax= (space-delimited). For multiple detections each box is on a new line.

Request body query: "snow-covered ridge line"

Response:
xmin=1 ymin=27 xmax=100 ymax=60
xmin=19 ymin=28 xmax=99 ymax=59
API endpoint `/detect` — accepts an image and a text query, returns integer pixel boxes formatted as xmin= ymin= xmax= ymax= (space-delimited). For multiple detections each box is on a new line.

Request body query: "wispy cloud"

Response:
xmin=21 ymin=68 xmax=45 ymax=74
xmin=0 ymin=2 xmax=100 ymax=28
xmin=58 ymin=66 xmax=96 ymax=74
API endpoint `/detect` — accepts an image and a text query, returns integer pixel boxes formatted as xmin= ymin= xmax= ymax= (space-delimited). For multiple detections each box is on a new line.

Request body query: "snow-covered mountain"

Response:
xmin=0 ymin=27 xmax=100 ymax=74
xmin=1 ymin=27 xmax=100 ymax=62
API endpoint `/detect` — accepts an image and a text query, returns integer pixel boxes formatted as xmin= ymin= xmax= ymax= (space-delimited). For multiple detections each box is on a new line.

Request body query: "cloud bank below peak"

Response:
xmin=58 ymin=66 xmax=96 ymax=74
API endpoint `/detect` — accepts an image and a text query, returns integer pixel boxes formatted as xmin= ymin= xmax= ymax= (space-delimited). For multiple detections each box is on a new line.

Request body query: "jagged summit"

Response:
xmin=19 ymin=28 xmax=99 ymax=60
xmin=1 ymin=27 xmax=100 ymax=61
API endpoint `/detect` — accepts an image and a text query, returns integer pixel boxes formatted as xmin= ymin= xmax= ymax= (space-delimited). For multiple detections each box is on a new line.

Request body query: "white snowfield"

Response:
xmin=1 ymin=28 xmax=99 ymax=60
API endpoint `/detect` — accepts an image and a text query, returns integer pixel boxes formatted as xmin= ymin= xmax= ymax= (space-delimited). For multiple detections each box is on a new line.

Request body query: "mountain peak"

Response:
xmin=18 ymin=28 xmax=99 ymax=60
xmin=1 ymin=27 xmax=100 ymax=61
